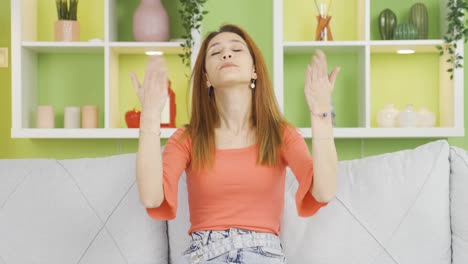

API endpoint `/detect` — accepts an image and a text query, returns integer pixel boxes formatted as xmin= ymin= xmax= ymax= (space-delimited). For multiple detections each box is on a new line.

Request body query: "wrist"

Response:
xmin=310 ymin=109 xmax=332 ymax=119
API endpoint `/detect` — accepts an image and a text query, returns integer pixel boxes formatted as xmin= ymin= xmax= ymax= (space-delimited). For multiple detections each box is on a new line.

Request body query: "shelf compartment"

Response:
xmin=16 ymin=47 xmax=105 ymax=129
xmin=109 ymin=0 xmax=185 ymax=42
xmin=370 ymin=0 xmax=444 ymax=41
xmin=283 ymin=46 xmax=366 ymax=128
xmin=283 ymin=0 xmax=365 ymax=41
xmin=20 ymin=0 xmax=105 ymax=42
xmin=108 ymin=49 xmax=190 ymax=130
xmin=370 ymin=51 xmax=453 ymax=128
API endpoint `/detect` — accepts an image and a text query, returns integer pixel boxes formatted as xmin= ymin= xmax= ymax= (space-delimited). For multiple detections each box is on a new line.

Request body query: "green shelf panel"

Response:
xmin=37 ymin=0 xmax=105 ymax=41
xmin=284 ymin=0 xmax=362 ymax=41
xmin=37 ymin=53 xmax=105 ymax=128
xmin=117 ymin=0 xmax=185 ymax=42
xmin=370 ymin=53 xmax=441 ymax=127
xmin=370 ymin=0 xmax=441 ymax=40
xmin=284 ymin=52 xmax=361 ymax=128
xmin=117 ymin=54 xmax=190 ymax=128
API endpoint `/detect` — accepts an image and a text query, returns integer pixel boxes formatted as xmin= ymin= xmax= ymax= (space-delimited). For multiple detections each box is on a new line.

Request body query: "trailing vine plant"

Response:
xmin=436 ymin=0 xmax=468 ymax=79
xmin=178 ymin=0 xmax=209 ymax=69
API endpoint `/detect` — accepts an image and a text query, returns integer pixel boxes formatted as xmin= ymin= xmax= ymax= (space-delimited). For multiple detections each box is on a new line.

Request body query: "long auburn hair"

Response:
xmin=182 ymin=24 xmax=291 ymax=172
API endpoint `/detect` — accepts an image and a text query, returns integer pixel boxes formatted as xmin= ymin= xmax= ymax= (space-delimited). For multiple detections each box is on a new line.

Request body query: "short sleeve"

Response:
xmin=282 ymin=126 xmax=328 ymax=217
xmin=146 ymin=127 xmax=191 ymax=220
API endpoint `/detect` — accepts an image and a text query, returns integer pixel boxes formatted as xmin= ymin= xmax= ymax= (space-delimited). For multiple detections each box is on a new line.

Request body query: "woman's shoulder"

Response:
xmin=282 ymin=123 xmax=303 ymax=139
xmin=168 ymin=125 xmax=192 ymax=148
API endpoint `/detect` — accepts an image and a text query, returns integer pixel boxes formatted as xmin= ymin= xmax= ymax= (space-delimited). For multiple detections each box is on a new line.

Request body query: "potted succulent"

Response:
xmin=436 ymin=0 xmax=468 ymax=79
xmin=54 ymin=0 xmax=80 ymax=41
xmin=178 ymin=0 xmax=209 ymax=69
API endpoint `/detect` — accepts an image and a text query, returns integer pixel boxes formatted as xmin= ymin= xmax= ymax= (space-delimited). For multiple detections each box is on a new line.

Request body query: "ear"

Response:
xmin=252 ymin=68 xmax=257 ymax=80
xmin=205 ymin=72 xmax=212 ymax=87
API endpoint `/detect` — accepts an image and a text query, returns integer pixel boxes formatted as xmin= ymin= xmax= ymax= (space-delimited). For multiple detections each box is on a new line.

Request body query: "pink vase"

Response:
xmin=133 ymin=0 xmax=170 ymax=42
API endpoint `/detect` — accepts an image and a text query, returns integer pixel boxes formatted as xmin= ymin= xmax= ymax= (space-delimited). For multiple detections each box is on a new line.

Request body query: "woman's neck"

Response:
xmin=214 ymin=84 xmax=253 ymax=134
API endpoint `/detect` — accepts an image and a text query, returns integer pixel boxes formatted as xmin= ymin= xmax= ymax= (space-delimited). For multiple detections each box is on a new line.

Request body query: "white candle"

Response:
xmin=64 ymin=106 xmax=81 ymax=128
xmin=81 ymin=105 xmax=99 ymax=128
xmin=37 ymin=105 xmax=55 ymax=128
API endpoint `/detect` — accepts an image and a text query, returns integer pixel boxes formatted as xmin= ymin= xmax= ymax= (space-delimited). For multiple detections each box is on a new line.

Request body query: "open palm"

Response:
xmin=130 ymin=56 xmax=169 ymax=115
xmin=304 ymin=49 xmax=340 ymax=113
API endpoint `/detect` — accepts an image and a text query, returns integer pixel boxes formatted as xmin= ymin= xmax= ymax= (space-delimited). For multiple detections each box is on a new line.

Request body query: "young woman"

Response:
xmin=131 ymin=24 xmax=339 ymax=264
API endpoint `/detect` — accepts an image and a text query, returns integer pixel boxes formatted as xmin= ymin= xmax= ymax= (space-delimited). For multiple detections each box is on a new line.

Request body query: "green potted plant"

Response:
xmin=436 ymin=0 xmax=468 ymax=79
xmin=54 ymin=0 xmax=80 ymax=41
xmin=178 ymin=0 xmax=209 ymax=69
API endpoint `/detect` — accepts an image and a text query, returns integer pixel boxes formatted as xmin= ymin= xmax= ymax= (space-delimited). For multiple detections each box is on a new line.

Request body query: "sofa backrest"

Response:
xmin=1 ymin=139 xmax=465 ymax=264
xmin=0 ymin=154 xmax=168 ymax=264
xmin=280 ymin=139 xmax=452 ymax=264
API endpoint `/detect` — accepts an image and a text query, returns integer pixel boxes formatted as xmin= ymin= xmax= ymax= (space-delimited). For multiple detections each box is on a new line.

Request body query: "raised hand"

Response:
xmin=130 ymin=56 xmax=169 ymax=116
xmin=304 ymin=49 xmax=340 ymax=114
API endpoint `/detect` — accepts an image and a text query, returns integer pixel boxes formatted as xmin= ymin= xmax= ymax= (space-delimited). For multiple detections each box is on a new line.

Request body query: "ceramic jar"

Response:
xmin=54 ymin=20 xmax=80 ymax=41
xmin=81 ymin=105 xmax=99 ymax=128
xmin=377 ymin=103 xmax=400 ymax=127
xmin=37 ymin=105 xmax=55 ymax=128
xmin=133 ymin=0 xmax=169 ymax=41
xmin=64 ymin=106 xmax=81 ymax=128
xmin=398 ymin=104 xmax=418 ymax=127
xmin=418 ymin=107 xmax=436 ymax=127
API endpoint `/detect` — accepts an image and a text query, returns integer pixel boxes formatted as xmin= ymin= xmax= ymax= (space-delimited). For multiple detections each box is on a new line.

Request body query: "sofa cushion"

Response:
xmin=280 ymin=140 xmax=451 ymax=264
xmin=449 ymin=146 xmax=468 ymax=264
xmin=0 ymin=154 xmax=168 ymax=264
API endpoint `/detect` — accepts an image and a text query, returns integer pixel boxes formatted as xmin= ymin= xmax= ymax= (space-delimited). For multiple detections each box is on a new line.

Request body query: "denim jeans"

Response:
xmin=178 ymin=227 xmax=287 ymax=264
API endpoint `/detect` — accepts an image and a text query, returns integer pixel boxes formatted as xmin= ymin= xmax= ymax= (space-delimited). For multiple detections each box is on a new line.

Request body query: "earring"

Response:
xmin=207 ymin=86 xmax=213 ymax=96
xmin=250 ymin=79 xmax=256 ymax=89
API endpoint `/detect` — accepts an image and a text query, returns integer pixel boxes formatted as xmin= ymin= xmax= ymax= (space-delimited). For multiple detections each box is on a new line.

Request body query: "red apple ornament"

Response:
xmin=125 ymin=108 xmax=141 ymax=128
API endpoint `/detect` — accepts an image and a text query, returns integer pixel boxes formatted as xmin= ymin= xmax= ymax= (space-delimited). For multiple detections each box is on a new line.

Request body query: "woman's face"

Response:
xmin=204 ymin=32 xmax=256 ymax=89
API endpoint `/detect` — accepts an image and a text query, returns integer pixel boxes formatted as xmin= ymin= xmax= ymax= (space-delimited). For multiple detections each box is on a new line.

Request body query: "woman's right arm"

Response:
xmin=130 ymin=56 xmax=169 ymax=208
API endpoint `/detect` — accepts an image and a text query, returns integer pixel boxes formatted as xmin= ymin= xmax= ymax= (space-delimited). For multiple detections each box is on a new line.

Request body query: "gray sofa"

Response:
xmin=0 ymin=140 xmax=467 ymax=264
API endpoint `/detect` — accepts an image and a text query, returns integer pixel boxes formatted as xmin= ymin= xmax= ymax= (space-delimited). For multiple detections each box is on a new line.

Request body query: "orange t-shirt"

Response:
xmin=146 ymin=126 xmax=328 ymax=236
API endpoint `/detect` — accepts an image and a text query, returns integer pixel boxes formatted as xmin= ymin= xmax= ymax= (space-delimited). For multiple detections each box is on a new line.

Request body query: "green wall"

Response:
xmin=0 ymin=0 xmax=467 ymax=159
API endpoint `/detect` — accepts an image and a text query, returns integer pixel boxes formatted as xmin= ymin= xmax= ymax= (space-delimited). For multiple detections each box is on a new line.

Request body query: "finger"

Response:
xmin=130 ymin=72 xmax=141 ymax=93
xmin=329 ymin=67 xmax=340 ymax=91
xmin=158 ymin=70 xmax=169 ymax=96
xmin=317 ymin=49 xmax=328 ymax=77
xmin=144 ymin=56 xmax=164 ymax=87
xmin=305 ymin=64 xmax=312 ymax=89
xmin=312 ymin=55 xmax=320 ymax=81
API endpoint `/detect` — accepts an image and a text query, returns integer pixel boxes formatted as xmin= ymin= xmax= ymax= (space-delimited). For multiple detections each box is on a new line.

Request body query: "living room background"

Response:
xmin=0 ymin=0 xmax=467 ymax=159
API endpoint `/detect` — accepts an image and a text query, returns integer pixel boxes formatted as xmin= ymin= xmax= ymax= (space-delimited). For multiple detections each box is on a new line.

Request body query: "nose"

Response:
xmin=222 ymin=53 xmax=232 ymax=60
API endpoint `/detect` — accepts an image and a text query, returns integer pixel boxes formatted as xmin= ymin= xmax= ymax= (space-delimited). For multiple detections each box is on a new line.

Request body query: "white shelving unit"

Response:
xmin=11 ymin=0 xmax=199 ymax=138
xmin=11 ymin=0 xmax=465 ymax=139
xmin=274 ymin=0 xmax=464 ymax=138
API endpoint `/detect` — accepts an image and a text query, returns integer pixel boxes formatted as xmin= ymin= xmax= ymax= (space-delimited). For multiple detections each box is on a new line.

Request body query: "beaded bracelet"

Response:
xmin=310 ymin=111 xmax=331 ymax=119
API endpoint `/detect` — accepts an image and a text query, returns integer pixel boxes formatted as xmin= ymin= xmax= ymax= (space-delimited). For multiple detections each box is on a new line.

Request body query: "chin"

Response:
xmin=214 ymin=73 xmax=250 ymax=87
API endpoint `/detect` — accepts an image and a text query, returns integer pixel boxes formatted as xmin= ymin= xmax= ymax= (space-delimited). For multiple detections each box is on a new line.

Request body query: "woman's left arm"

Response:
xmin=304 ymin=49 xmax=340 ymax=202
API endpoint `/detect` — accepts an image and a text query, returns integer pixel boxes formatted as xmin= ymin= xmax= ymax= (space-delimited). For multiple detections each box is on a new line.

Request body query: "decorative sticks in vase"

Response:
xmin=314 ymin=0 xmax=333 ymax=41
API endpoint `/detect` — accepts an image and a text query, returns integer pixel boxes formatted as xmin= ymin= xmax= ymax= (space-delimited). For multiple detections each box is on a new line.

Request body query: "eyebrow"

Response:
xmin=208 ymin=39 xmax=246 ymax=49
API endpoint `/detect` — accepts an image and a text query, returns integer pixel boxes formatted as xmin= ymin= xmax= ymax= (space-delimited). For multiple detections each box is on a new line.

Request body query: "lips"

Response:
xmin=220 ymin=62 xmax=238 ymax=69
